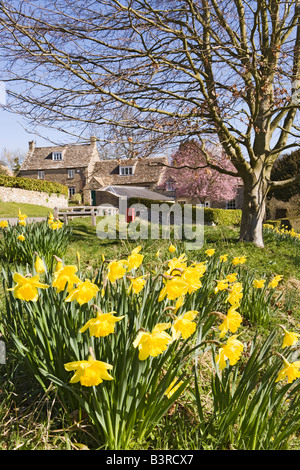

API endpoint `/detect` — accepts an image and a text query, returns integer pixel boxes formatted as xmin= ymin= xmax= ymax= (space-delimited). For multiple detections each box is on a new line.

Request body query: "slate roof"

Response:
xmin=20 ymin=143 xmax=96 ymax=171
xmin=99 ymin=185 xmax=174 ymax=201
xmin=90 ymin=156 xmax=168 ymax=186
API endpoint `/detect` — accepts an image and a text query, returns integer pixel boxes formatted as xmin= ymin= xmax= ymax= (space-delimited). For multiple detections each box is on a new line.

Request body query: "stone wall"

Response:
xmin=18 ymin=167 xmax=88 ymax=196
xmin=0 ymin=186 xmax=68 ymax=209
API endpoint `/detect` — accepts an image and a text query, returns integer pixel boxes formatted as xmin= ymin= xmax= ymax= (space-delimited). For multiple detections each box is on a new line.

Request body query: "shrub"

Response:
xmin=0 ymin=175 xmax=68 ymax=197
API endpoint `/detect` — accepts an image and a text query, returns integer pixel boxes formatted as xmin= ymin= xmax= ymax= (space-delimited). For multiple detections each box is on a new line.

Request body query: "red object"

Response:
xmin=126 ymin=208 xmax=135 ymax=222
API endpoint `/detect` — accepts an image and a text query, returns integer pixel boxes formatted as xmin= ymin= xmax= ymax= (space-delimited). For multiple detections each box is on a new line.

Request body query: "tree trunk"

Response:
xmin=239 ymin=176 xmax=268 ymax=248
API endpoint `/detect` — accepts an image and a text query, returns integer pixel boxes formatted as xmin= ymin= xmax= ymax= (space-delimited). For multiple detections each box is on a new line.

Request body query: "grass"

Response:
xmin=0 ymin=216 xmax=299 ymax=450
xmin=0 ymin=202 xmax=53 ymax=218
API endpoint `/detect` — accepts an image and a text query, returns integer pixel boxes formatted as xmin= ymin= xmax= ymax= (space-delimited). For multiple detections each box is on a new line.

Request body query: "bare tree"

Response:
xmin=0 ymin=0 xmax=300 ymax=246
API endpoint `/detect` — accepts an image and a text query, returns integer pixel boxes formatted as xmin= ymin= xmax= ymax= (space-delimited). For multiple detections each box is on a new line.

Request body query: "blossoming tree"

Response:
xmin=1 ymin=1 xmax=300 ymax=247
xmin=159 ymin=140 xmax=239 ymax=204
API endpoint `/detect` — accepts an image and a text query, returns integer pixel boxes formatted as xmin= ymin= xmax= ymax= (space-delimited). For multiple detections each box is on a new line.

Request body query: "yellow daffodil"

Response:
xmin=275 ymin=357 xmax=300 ymax=384
xmin=79 ymin=311 xmax=125 ymax=337
xmin=214 ymin=279 xmax=229 ymax=294
xmin=155 ymin=250 xmax=160 ymax=258
xmin=181 ymin=266 xmax=203 ymax=294
xmin=253 ymin=279 xmax=266 ymax=289
xmin=218 ymin=305 xmax=243 ymax=338
xmin=174 ymin=295 xmax=185 ymax=313
xmin=52 ymin=265 xmax=81 ymax=293
xmin=164 ymin=379 xmax=184 ymax=399
xmin=168 ymin=244 xmax=176 ymax=253
xmin=226 ymin=282 xmax=243 ymax=306
xmin=34 ymin=256 xmax=45 ymax=274
xmin=17 ymin=234 xmax=25 ymax=242
xmin=18 ymin=219 xmax=26 ymax=226
xmin=54 ymin=260 xmax=64 ymax=272
xmin=128 ymin=276 xmax=146 ymax=294
xmin=220 ymin=254 xmax=228 ymax=262
xmin=65 ymin=279 xmax=99 ymax=305
xmin=127 ymin=247 xmax=144 ymax=270
xmin=0 ymin=220 xmax=8 ymax=228
xmin=133 ymin=323 xmax=172 ymax=360
xmin=268 ymin=275 xmax=283 ymax=289
xmin=158 ymin=277 xmax=189 ymax=302
xmin=64 ymin=355 xmax=113 ymax=387
xmin=215 ymin=335 xmax=244 ymax=370
xmin=18 ymin=209 xmax=27 ymax=221
xmin=205 ymin=248 xmax=215 ymax=257
xmin=166 ymin=254 xmax=187 ymax=276
xmin=280 ymin=326 xmax=300 ymax=349
xmin=172 ymin=310 xmax=198 ymax=340
xmin=9 ymin=273 xmax=49 ymax=302
xmin=232 ymin=256 xmax=247 ymax=265
xmin=107 ymin=260 xmax=128 ymax=283
xmin=226 ymin=273 xmax=238 ymax=283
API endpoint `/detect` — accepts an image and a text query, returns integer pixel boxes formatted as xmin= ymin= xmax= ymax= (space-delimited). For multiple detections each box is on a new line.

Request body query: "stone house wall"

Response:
xmin=0 ymin=186 xmax=68 ymax=209
xmin=18 ymin=167 xmax=88 ymax=196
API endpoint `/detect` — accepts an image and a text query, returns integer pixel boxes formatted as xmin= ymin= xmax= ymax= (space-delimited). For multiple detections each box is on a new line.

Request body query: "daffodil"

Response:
xmin=268 ymin=275 xmax=283 ymax=289
xmin=164 ymin=379 xmax=184 ymax=399
xmin=107 ymin=260 xmax=128 ymax=283
xmin=65 ymin=279 xmax=99 ymax=305
xmin=172 ymin=310 xmax=198 ymax=340
xmin=232 ymin=256 xmax=247 ymax=265
xmin=181 ymin=266 xmax=203 ymax=294
xmin=226 ymin=273 xmax=238 ymax=283
xmin=220 ymin=254 xmax=228 ymax=262
xmin=34 ymin=256 xmax=45 ymax=274
xmin=280 ymin=326 xmax=300 ymax=349
xmin=0 ymin=220 xmax=8 ymax=228
xmin=275 ymin=357 xmax=300 ymax=384
xmin=18 ymin=219 xmax=26 ymax=226
xmin=127 ymin=246 xmax=144 ymax=270
xmin=79 ymin=311 xmax=125 ymax=337
xmin=64 ymin=355 xmax=113 ymax=387
xmin=18 ymin=209 xmax=27 ymax=221
xmin=168 ymin=244 xmax=176 ymax=253
xmin=128 ymin=276 xmax=146 ymax=294
xmin=52 ymin=265 xmax=81 ymax=293
xmin=17 ymin=233 xmax=25 ymax=242
xmin=214 ymin=279 xmax=229 ymax=294
xmin=158 ymin=277 xmax=189 ymax=302
xmin=253 ymin=279 xmax=266 ymax=289
xmin=205 ymin=248 xmax=215 ymax=257
xmin=226 ymin=282 xmax=243 ymax=306
xmin=9 ymin=273 xmax=49 ymax=302
xmin=218 ymin=305 xmax=243 ymax=338
xmin=215 ymin=335 xmax=244 ymax=370
xmin=133 ymin=323 xmax=172 ymax=360
xmin=166 ymin=254 xmax=187 ymax=276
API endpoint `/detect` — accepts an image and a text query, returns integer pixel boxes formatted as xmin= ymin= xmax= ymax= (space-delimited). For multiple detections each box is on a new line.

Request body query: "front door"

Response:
xmin=91 ymin=190 xmax=97 ymax=206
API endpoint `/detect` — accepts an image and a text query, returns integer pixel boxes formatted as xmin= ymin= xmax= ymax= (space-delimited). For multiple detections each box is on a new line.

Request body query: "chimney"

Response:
xmin=90 ymin=136 xmax=97 ymax=148
xmin=29 ymin=140 xmax=35 ymax=152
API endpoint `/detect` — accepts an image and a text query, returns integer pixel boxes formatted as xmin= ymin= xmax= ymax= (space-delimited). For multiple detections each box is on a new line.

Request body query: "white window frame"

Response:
xmin=68 ymin=187 xmax=76 ymax=198
xmin=226 ymin=199 xmax=236 ymax=209
xmin=38 ymin=170 xmax=45 ymax=180
xmin=52 ymin=152 xmax=63 ymax=161
xmin=119 ymin=166 xmax=134 ymax=175
xmin=68 ymin=169 xmax=75 ymax=179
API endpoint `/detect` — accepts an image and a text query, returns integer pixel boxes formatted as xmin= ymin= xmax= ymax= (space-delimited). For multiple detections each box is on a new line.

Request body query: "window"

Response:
xmin=38 ymin=170 xmax=45 ymax=180
xmin=52 ymin=152 xmax=63 ymax=161
xmin=119 ymin=166 xmax=134 ymax=175
xmin=166 ymin=181 xmax=175 ymax=191
xmin=226 ymin=199 xmax=236 ymax=209
xmin=68 ymin=169 xmax=75 ymax=178
xmin=68 ymin=187 xmax=76 ymax=198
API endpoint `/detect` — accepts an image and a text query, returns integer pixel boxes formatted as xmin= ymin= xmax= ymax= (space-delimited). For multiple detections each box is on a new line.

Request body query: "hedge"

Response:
xmin=0 ymin=175 xmax=68 ymax=197
xmin=128 ymin=197 xmax=242 ymax=226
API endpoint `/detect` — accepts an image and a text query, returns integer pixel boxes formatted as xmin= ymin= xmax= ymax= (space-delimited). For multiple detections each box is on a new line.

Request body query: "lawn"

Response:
xmin=0 ymin=215 xmax=299 ymax=450
xmin=0 ymin=202 xmax=52 ymax=218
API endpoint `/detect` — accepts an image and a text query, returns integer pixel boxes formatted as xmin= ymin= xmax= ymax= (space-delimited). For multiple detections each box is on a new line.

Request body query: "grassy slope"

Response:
xmin=0 ymin=202 xmax=53 ymax=218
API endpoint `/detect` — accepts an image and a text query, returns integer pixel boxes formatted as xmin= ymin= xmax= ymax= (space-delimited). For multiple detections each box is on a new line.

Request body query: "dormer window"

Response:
xmin=52 ymin=152 xmax=63 ymax=161
xmin=166 ymin=181 xmax=176 ymax=191
xmin=119 ymin=166 xmax=134 ymax=175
